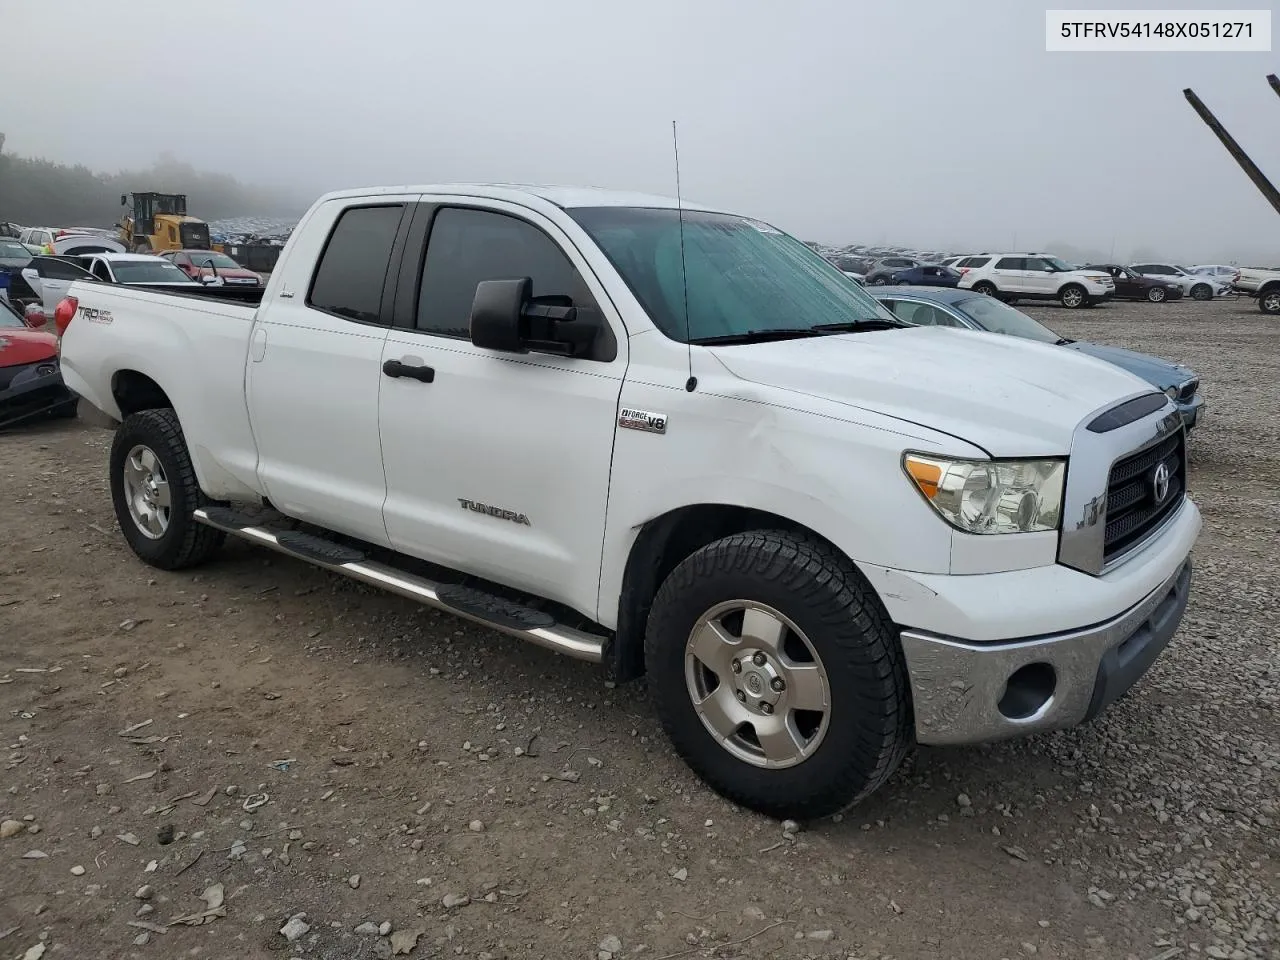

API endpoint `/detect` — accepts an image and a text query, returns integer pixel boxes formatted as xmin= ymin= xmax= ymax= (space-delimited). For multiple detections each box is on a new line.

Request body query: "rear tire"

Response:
xmin=644 ymin=529 xmax=912 ymax=820
xmin=1259 ymin=288 xmax=1280 ymax=315
xmin=1059 ymin=284 xmax=1086 ymax=308
xmin=972 ymin=281 xmax=998 ymax=297
xmin=1146 ymin=286 xmax=1167 ymax=303
xmin=109 ymin=408 xmax=224 ymax=570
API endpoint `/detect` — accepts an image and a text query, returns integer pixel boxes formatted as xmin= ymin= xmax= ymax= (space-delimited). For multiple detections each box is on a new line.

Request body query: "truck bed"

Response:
xmin=59 ymin=279 xmax=264 ymax=501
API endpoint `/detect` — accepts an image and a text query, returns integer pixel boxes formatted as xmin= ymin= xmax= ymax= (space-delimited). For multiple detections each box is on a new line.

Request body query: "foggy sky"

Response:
xmin=4 ymin=0 xmax=1279 ymax=262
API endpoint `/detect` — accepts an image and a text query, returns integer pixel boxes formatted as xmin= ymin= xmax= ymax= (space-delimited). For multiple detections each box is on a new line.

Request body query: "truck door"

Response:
xmin=376 ymin=201 xmax=627 ymax=620
xmin=245 ymin=197 xmax=416 ymax=547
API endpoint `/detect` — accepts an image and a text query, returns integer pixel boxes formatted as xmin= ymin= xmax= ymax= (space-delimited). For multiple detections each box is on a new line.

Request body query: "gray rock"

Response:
xmin=442 ymin=893 xmax=470 ymax=908
xmin=599 ymin=934 xmax=622 ymax=954
xmin=134 ymin=885 xmax=153 ymax=900
xmin=378 ymin=920 xmax=391 ymax=936
xmin=354 ymin=922 xmax=380 ymax=936
xmin=280 ymin=916 xmax=310 ymax=942
xmin=348 ymin=874 xmax=361 ymax=889
xmin=806 ymin=930 xmax=834 ymax=941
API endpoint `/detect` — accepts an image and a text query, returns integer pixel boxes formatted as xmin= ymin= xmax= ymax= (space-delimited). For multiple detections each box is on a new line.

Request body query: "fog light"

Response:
xmin=998 ymin=662 xmax=1056 ymax=720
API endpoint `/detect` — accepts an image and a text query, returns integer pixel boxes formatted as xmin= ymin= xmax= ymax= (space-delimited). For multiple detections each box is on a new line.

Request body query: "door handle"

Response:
xmin=382 ymin=359 xmax=435 ymax=383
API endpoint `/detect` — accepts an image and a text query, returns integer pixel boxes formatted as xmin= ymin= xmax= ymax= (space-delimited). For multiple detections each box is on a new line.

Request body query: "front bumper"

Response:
xmin=0 ymin=360 xmax=74 ymax=428
xmin=900 ymin=557 xmax=1192 ymax=745
xmin=1176 ymin=393 xmax=1205 ymax=432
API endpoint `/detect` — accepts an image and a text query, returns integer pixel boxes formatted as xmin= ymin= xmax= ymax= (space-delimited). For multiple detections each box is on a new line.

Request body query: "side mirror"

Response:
xmin=120 ymin=195 xmax=127 ymax=206
xmin=469 ymin=278 xmax=592 ymax=357
xmin=201 ymin=274 xmax=220 ymax=285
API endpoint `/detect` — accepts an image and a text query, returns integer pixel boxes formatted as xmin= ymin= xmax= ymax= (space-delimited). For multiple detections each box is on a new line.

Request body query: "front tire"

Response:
xmin=1059 ymin=284 xmax=1086 ymax=308
xmin=644 ymin=530 xmax=911 ymax=820
xmin=1259 ymin=288 xmax=1280 ymax=315
xmin=1190 ymin=283 xmax=1212 ymax=301
xmin=109 ymin=408 xmax=224 ymax=570
xmin=1146 ymin=286 xmax=1167 ymax=303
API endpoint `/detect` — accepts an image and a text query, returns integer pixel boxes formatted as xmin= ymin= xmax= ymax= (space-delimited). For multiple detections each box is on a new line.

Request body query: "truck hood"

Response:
xmin=1065 ymin=341 xmax=1193 ymax=391
xmin=708 ymin=327 xmax=1155 ymax=457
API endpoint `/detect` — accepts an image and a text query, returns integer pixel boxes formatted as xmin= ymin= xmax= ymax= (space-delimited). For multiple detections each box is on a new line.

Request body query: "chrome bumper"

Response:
xmin=900 ymin=558 xmax=1192 ymax=746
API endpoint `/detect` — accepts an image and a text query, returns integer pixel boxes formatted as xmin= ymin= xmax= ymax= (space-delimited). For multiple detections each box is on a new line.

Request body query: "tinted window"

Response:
xmin=36 ymin=257 xmax=95 ymax=281
xmin=995 ymin=257 xmax=1023 ymax=270
xmin=958 ymin=256 xmax=991 ymax=268
xmin=416 ymin=207 xmax=590 ymax=338
xmin=91 ymin=260 xmax=112 ymax=281
xmin=1023 ymin=257 xmax=1051 ymax=271
xmin=308 ymin=204 xmax=404 ymax=325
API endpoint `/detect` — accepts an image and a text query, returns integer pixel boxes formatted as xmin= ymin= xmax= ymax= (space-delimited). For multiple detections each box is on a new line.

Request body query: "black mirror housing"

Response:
xmin=470 ymin=278 xmax=529 ymax=352
xmin=469 ymin=278 xmax=589 ymax=357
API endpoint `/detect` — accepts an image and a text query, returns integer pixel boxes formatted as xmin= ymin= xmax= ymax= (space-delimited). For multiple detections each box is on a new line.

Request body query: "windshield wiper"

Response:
xmin=809 ymin=320 xmax=904 ymax=332
xmin=689 ymin=328 xmax=827 ymax=345
xmin=690 ymin=319 xmax=904 ymax=346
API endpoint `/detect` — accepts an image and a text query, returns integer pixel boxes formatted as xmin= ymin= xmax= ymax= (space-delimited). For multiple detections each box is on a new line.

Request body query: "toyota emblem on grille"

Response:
xmin=1151 ymin=461 xmax=1171 ymax=505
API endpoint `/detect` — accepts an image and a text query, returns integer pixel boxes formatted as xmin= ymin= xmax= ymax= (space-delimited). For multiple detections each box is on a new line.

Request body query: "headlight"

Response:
xmin=903 ymin=454 xmax=1066 ymax=534
xmin=1164 ymin=386 xmax=1179 ymax=400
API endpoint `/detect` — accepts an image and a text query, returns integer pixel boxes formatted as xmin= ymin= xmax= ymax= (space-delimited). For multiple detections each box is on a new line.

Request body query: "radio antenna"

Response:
xmin=672 ymin=121 xmax=696 ymax=392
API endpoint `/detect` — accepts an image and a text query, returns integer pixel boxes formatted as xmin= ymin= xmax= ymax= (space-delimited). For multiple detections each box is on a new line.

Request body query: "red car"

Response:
xmin=0 ymin=296 xmax=76 ymax=428
xmin=159 ymin=249 xmax=263 ymax=286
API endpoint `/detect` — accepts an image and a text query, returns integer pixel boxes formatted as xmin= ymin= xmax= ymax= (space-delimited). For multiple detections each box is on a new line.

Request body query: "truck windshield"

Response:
xmin=569 ymin=206 xmax=900 ymax=343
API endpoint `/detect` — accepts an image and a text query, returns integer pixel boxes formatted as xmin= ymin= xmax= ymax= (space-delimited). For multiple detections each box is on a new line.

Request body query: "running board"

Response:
xmin=193 ymin=508 xmax=605 ymax=663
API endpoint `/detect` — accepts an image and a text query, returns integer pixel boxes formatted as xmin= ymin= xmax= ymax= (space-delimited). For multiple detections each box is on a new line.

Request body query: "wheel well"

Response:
xmin=610 ymin=504 xmax=843 ymax=683
xmin=112 ymin=370 xmax=173 ymax=417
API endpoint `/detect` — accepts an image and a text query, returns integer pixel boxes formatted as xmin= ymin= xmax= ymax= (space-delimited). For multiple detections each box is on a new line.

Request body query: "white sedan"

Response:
xmin=1129 ymin=263 xmax=1230 ymax=301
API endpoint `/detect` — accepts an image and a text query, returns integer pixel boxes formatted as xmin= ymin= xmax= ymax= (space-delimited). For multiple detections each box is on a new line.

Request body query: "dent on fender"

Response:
xmin=865 ymin=566 xmax=940 ymax=605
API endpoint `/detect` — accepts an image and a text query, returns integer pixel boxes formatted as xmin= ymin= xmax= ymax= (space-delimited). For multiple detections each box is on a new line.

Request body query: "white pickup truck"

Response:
xmin=1234 ymin=267 xmax=1280 ymax=314
xmin=57 ymin=184 xmax=1199 ymax=819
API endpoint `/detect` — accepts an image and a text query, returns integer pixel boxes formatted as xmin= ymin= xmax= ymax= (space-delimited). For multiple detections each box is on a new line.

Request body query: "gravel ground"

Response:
xmin=0 ymin=297 xmax=1276 ymax=960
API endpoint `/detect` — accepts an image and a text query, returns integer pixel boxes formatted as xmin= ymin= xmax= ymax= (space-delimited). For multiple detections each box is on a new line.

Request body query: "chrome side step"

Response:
xmin=193 ymin=508 xmax=606 ymax=663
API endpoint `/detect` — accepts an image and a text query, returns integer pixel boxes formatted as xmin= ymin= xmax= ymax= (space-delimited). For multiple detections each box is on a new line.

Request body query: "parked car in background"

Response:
xmin=1234 ymin=267 xmax=1280 ymax=314
xmin=51 ymin=235 xmax=127 ymax=257
xmin=0 ymin=238 xmax=33 ymax=272
xmin=870 ymin=286 xmax=1204 ymax=432
xmin=0 ymin=239 xmax=34 ymax=304
xmin=864 ymin=256 xmax=919 ymax=274
xmin=77 ymin=253 xmax=200 ymax=286
xmin=159 ymin=249 xmax=263 ymax=286
xmin=956 ymin=254 xmax=1114 ymax=308
xmin=17 ymin=256 xmax=98 ymax=315
xmin=1129 ymin=264 xmax=1224 ymax=301
xmin=841 ymin=270 xmax=866 ymax=285
xmin=0 ymin=295 xmax=76 ymax=428
xmin=1082 ymin=264 xmax=1184 ymax=303
xmin=866 ymin=263 xmax=961 ymax=287
xmin=1187 ymin=264 xmax=1240 ymax=287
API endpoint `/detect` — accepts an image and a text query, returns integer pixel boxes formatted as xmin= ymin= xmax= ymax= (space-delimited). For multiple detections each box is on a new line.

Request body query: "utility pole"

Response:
xmin=1183 ymin=82 xmax=1280 ymax=218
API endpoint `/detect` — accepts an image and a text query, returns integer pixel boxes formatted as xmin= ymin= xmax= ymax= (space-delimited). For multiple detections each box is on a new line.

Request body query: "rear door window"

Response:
xmin=994 ymin=257 xmax=1024 ymax=270
xmin=307 ymin=204 xmax=405 ymax=326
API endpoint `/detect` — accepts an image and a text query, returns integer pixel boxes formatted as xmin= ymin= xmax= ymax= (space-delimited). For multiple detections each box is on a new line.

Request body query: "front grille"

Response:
xmin=1104 ymin=431 xmax=1185 ymax=562
xmin=1178 ymin=379 xmax=1199 ymax=401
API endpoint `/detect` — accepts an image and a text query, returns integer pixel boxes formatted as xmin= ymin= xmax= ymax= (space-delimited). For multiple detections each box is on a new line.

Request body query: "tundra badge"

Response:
xmin=618 ymin=408 xmax=667 ymax=434
xmin=457 ymin=498 xmax=531 ymax=526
